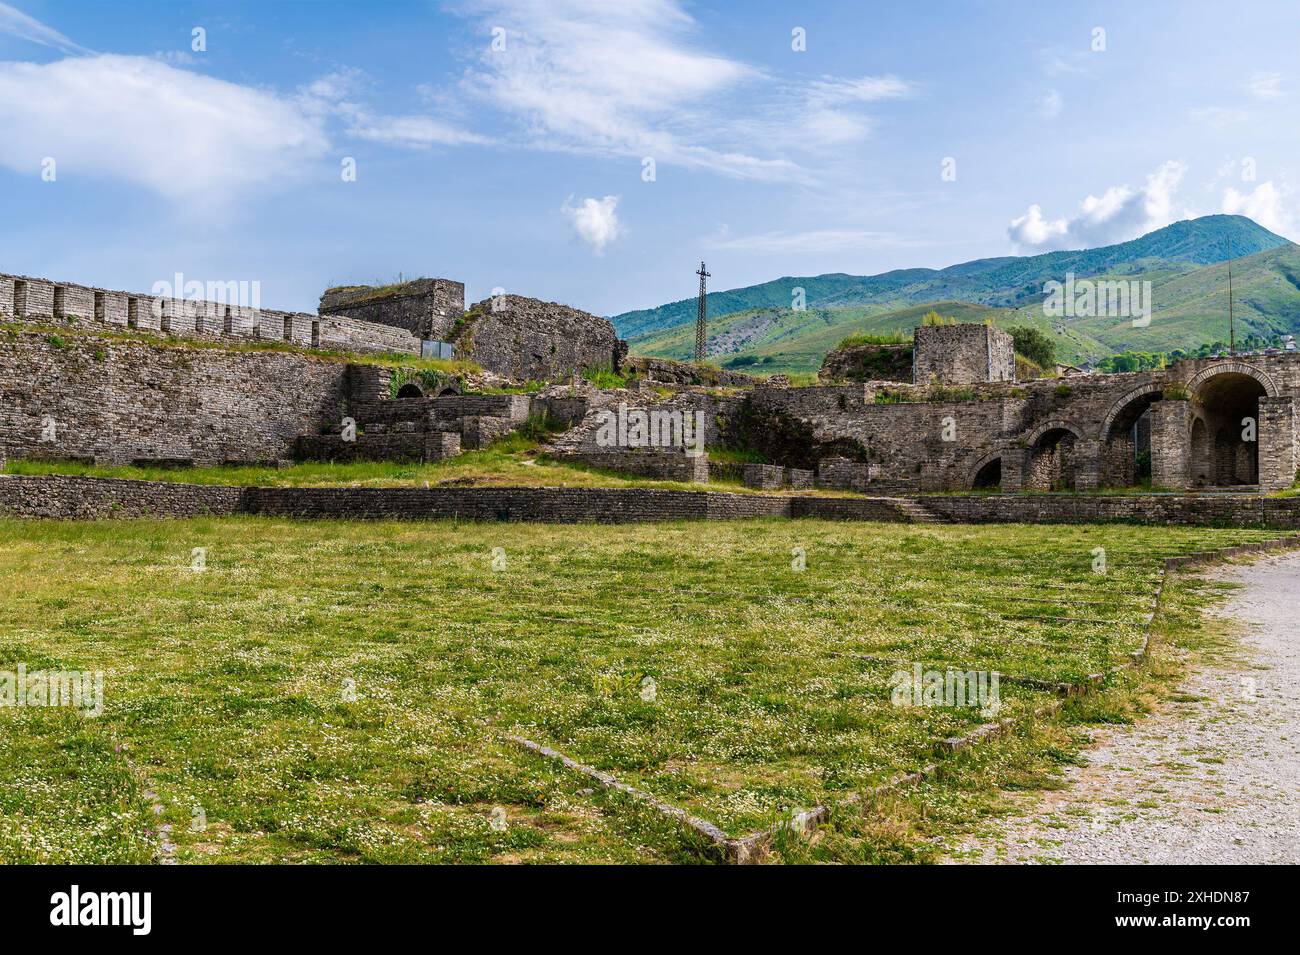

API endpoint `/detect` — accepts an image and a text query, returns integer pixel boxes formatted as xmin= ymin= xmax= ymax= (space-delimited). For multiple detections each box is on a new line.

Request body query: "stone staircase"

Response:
xmin=890 ymin=498 xmax=948 ymax=524
xmin=295 ymin=393 xmax=531 ymax=464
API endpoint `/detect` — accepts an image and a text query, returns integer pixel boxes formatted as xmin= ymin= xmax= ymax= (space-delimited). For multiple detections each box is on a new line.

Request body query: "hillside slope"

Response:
xmin=622 ymin=216 xmax=1300 ymax=374
xmin=613 ymin=215 xmax=1289 ymax=339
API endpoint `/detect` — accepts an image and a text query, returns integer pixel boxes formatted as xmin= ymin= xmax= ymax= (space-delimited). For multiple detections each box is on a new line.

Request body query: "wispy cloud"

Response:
xmin=453 ymin=0 xmax=910 ymax=183
xmin=0 ymin=1 xmax=93 ymax=56
xmin=0 ymin=54 xmax=328 ymax=202
xmin=1037 ymin=89 xmax=1063 ymax=119
xmin=1008 ymin=160 xmax=1188 ymax=251
xmin=299 ymin=70 xmax=489 ymax=148
xmin=707 ymin=227 xmax=920 ymax=255
xmin=1247 ymin=70 xmax=1284 ymax=100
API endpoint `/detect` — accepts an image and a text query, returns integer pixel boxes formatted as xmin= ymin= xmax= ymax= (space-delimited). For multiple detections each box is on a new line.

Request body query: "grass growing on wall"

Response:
xmin=0 ymin=517 xmax=1276 ymax=863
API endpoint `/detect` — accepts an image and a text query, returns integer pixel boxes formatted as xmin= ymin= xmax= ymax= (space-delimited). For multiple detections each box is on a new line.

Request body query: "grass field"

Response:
xmin=0 ymin=516 xmax=1276 ymax=864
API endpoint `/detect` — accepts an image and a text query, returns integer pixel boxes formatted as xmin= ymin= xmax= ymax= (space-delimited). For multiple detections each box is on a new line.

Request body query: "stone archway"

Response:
xmin=1185 ymin=362 xmax=1279 ymax=399
xmin=968 ymin=448 xmax=1005 ymax=490
xmin=1099 ymin=383 xmax=1164 ymax=487
xmin=1023 ymin=420 xmax=1084 ymax=491
xmin=395 ymin=383 xmax=424 ymax=399
xmin=1189 ymin=369 xmax=1269 ymax=487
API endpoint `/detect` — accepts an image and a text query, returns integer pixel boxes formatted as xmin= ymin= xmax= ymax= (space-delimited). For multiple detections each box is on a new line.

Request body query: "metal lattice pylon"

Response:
xmin=694 ymin=261 xmax=710 ymax=361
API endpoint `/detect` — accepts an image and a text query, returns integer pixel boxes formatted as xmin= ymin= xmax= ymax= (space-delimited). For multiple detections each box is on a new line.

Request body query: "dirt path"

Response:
xmin=952 ymin=553 xmax=1300 ymax=865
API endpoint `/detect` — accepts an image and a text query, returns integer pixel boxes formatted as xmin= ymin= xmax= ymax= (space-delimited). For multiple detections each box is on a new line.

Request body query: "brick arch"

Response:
xmin=1023 ymin=418 xmax=1085 ymax=448
xmin=1099 ymin=382 xmax=1166 ymax=440
xmin=1185 ymin=362 xmax=1279 ymax=399
xmin=967 ymin=447 xmax=1009 ymax=489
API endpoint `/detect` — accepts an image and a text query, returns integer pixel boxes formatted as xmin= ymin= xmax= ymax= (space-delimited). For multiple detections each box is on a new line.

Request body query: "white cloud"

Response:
xmin=457 ymin=0 xmax=853 ymax=182
xmin=0 ymin=2 xmax=92 ymax=55
xmin=1190 ymin=105 xmax=1249 ymax=127
xmin=772 ymin=74 xmax=914 ymax=149
xmin=707 ymin=228 xmax=918 ymax=255
xmin=562 ymin=195 xmax=623 ymax=253
xmin=298 ymin=68 xmax=488 ymax=148
xmin=0 ymin=54 xmax=328 ymax=202
xmin=1248 ymin=70 xmax=1284 ymax=100
xmin=1222 ymin=180 xmax=1294 ymax=236
xmin=1008 ymin=160 xmax=1188 ymax=251
xmin=346 ymin=114 xmax=491 ymax=147
xmin=1037 ymin=89 xmax=1063 ymax=119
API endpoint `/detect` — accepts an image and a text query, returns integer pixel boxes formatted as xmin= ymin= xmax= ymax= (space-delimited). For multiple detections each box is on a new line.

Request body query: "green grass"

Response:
xmin=0 ymin=517 xmax=1277 ymax=863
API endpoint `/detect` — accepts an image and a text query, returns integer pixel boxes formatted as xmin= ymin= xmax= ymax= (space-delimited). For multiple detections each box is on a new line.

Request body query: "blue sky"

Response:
xmin=1 ymin=0 xmax=1297 ymax=317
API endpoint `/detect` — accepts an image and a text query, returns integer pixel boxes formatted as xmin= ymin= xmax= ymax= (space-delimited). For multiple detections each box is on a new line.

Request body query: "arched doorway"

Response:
xmin=972 ymin=457 xmax=1002 ymax=489
xmin=1191 ymin=372 xmax=1266 ymax=486
xmin=1099 ymin=384 xmax=1162 ymax=487
xmin=1026 ymin=425 xmax=1081 ymax=490
xmin=395 ymin=383 xmax=424 ymax=399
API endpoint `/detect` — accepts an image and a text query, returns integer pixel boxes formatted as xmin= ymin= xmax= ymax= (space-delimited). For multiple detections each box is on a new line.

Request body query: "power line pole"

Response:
xmin=694 ymin=261 xmax=710 ymax=362
xmin=1227 ymin=236 xmax=1236 ymax=357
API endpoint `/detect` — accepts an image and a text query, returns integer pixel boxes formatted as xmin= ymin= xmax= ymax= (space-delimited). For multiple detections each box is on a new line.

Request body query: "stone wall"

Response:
xmin=319 ymin=278 xmax=465 ymax=341
xmin=563 ymin=449 xmax=709 ymax=483
xmin=0 ymin=331 xmax=348 ymax=466
xmin=912 ymin=323 xmax=1014 ymax=385
xmin=1 ymin=272 xmax=421 ymax=356
xmin=460 ymin=295 xmax=623 ymax=382
xmin=0 ymin=474 xmax=244 ymax=518
xmin=742 ymin=463 xmax=784 ymax=489
xmin=919 ymin=493 xmax=1300 ymax=529
xmin=818 ymin=343 xmax=913 ymax=382
xmin=622 ymin=355 xmax=758 ymax=387
xmin=8 ymin=473 xmax=1300 ymax=529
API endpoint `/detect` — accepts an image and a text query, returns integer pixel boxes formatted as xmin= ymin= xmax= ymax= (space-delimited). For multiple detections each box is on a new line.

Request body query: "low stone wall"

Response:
xmin=742 ymin=464 xmax=784 ymax=489
xmin=7 ymin=474 xmax=1300 ymax=530
xmin=562 ymin=450 xmax=709 ymax=483
xmin=919 ymin=493 xmax=1300 ymax=528
xmin=244 ymin=486 xmax=780 ymax=522
xmin=790 ymin=497 xmax=912 ymax=522
xmin=0 ymin=474 xmax=244 ymax=519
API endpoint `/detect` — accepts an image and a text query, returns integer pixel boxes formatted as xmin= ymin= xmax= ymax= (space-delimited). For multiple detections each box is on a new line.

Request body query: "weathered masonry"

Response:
xmin=770 ymin=353 xmax=1299 ymax=492
xmin=320 ymin=280 xmax=625 ymax=381
xmin=0 ymin=272 xmax=421 ymax=355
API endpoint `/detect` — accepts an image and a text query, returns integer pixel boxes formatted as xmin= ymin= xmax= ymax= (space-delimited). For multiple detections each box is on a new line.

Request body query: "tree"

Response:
xmin=1007 ymin=325 xmax=1056 ymax=369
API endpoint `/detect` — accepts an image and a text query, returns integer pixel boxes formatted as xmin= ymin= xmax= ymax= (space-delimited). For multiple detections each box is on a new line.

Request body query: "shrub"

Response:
xmin=1008 ymin=325 xmax=1056 ymax=369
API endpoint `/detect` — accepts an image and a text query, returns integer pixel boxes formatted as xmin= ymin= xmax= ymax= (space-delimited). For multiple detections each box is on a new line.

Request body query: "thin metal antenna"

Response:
xmin=694 ymin=261 xmax=711 ymax=361
xmin=1227 ymin=236 xmax=1235 ymax=357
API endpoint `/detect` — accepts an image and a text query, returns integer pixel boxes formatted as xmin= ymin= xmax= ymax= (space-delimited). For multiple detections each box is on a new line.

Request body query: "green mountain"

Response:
xmin=617 ymin=215 xmax=1298 ymax=374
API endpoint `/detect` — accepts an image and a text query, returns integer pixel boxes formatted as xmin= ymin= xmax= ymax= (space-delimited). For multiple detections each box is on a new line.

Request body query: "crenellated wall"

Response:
xmin=0 ymin=272 xmax=421 ymax=357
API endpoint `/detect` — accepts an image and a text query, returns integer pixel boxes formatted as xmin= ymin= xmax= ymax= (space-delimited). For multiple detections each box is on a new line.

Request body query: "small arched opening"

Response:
xmin=972 ymin=457 xmax=1002 ymax=490
xmin=1027 ymin=427 xmax=1079 ymax=491
xmin=436 ymin=386 xmax=460 ymax=397
xmin=395 ymin=383 xmax=424 ymax=399
xmin=1100 ymin=386 xmax=1162 ymax=487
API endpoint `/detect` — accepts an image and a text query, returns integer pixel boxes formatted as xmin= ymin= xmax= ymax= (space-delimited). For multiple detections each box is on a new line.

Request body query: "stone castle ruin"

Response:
xmin=0 ymin=267 xmax=1297 ymax=499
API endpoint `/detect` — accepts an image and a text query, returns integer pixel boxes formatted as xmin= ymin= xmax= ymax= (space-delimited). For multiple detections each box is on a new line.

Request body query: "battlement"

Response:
xmin=0 ymin=272 xmax=421 ymax=357
xmin=912 ymin=322 xmax=1015 ymax=385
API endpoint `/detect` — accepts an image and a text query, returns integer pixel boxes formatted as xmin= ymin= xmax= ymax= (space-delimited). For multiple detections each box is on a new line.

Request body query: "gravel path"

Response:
xmin=952 ymin=552 xmax=1300 ymax=865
